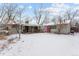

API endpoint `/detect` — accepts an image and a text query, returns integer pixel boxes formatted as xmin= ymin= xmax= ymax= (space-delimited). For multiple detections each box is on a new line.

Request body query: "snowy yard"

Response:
xmin=0 ymin=33 xmax=79 ymax=56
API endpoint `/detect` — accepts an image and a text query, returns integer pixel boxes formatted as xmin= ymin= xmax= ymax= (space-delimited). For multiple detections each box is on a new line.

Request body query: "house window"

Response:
xmin=51 ymin=25 xmax=56 ymax=29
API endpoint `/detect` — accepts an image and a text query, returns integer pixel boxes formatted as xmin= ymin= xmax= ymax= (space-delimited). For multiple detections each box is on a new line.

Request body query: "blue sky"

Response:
xmin=0 ymin=3 xmax=79 ymax=23
xmin=15 ymin=3 xmax=79 ymax=17
xmin=12 ymin=3 xmax=79 ymax=23
xmin=0 ymin=3 xmax=79 ymax=17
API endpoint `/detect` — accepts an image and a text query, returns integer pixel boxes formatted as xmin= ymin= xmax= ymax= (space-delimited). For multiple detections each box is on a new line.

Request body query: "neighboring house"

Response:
xmin=1 ymin=19 xmax=20 ymax=34
xmin=0 ymin=23 xmax=8 ymax=35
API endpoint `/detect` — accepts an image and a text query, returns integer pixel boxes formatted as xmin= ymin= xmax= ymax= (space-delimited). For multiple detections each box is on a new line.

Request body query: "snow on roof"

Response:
xmin=56 ymin=20 xmax=71 ymax=24
xmin=21 ymin=23 xmax=41 ymax=26
xmin=7 ymin=20 xmax=16 ymax=24
xmin=65 ymin=20 xmax=71 ymax=23
xmin=3 ymin=19 xmax=71 ymax=26
xmin=43 ymin=22 xmax=55 ymax=26
xmin=42 ymin=20 xmax=71 ymax=26
xmin=21 ymin=20 xmax=71 ymax=27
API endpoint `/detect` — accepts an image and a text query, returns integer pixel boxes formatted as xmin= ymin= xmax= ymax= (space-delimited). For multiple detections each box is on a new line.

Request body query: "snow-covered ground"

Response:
xmin=0 ymin=33 xmax=79 ymax=56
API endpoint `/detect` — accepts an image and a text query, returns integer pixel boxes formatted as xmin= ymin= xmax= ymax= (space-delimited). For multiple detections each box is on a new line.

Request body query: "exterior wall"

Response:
xmin=51 ymin=29 xmax=58 ymax=33
xmin=47 ymin=24 xmax=70 ymax=34
xmin=22 ymin=26 xmax=40 ymax=33
xmin=2 ymin=24 xmax=70 ymax=34
xmin=56 ymin=24 xmax=70 ymax=34
xmin=6 ymin=24 xmax=20 ymax=34
xmin=50 ymin=25 xmax=57 ymax=33
xmin=43 ymin=26 xmax=51 ymax=32
xmin=8 ymin=28 xmax=18 ymax=34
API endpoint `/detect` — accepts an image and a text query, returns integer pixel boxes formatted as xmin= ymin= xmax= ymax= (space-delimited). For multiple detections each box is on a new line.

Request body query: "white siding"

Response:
xmin=51 ymin=24 xmax=70 ymax=34
xmin=59 ymin=24 xmax=70 ymax=34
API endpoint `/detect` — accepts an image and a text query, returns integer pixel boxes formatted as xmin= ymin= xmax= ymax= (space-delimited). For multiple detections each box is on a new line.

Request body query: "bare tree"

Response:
xmin=56 ymin=9 xmax=79 ymax=33
xmin=34 ymin=8 xmax=43 ymax=24
xmin=0 ymin=3 xmax=18 ymax=26
xmin=16 ymin=5 xmax=25 ymax=39
xmin=0 ymin=3 xmax=19 ymax=35
xmin=1 ymin=4 xmax=20 ymax=36
xmin=33 ymin=4 xmax=50 ymax=32
xmin=0 ymin=4 xmax=6 ymax=24
xmin=41 ymin=11 xmax=50 ymax=25
xmin=34 ymin=4 xmax=50 ymax=25
xmin=56 ymin=15 xmax=63 ymax=33
xmin=0 ymin=4 xmax=24 ymax=39
xmin=64 ymin=9 xmax=79 ymax=27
